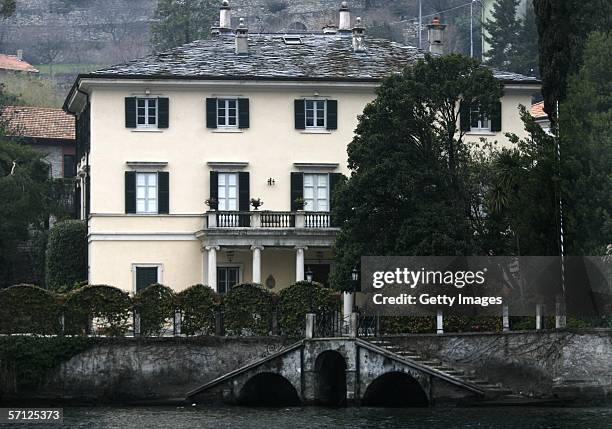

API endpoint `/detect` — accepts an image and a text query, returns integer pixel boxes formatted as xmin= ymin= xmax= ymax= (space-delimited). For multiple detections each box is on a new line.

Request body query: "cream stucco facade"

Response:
xmin=73 ymin=78 xmax=535 ymax=294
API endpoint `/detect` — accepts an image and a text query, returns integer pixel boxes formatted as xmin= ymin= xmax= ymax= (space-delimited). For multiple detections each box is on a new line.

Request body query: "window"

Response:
xmin=63 ymin=154 xmax=76 ymax=178
xmin=470 ymin=105 xmax=490 ymax=132
xmin=305 ymin=100 xmax=326 ymax=128
xmin=303 ymin=173 xmax=329 ymax=212
xmin=218 ymin=172 xmax=238 ymax=211
xmin=137 ymin=98 xmax=157 ymax=128
xmin=136 ymin=172 xmax=157 ymax=214
xmin=217 ymin=266 xmax=240 ymax=294
xmin=135 ymin=266 xmax=159 ymax=292
xmin=217 ymin=99 xmax=238 ymax=128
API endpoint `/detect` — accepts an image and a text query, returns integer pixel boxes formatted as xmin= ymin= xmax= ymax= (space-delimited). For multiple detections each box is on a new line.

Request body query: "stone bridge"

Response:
xmin=186 ymin=338 xmax=488 ymax=406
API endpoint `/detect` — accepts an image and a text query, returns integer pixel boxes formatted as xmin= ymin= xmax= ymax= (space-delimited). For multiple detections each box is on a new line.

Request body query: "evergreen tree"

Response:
xmin=512 ymin=1 xmax=538 ymax=77
xmin=0 ymin=0 xmax=15 ymax=19
xmin=534 ymin=0 xmax=612 ymax=120
xmin=483 ymin=0 xmax=521 ymax=69
xmin=330 ymin=55 xmax=503 ymax=290
xmin=151 ymin=0 xmax=217 ymax=52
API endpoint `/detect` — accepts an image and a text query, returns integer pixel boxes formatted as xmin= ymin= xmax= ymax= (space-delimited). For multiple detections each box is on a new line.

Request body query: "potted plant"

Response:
xmin=294 ymin=197 xmax=307 ymax=211
xmin=250 ymin=198 xmax=264 ymax=210
xmin=205 ymin=197 xmax=218 ymax=211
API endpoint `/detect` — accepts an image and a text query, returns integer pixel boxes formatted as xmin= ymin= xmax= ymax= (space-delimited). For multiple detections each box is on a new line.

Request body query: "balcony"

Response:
xmin=206 ymin=211 xmax=334 ymax=229
xmin=198 ymin=211 xmax=339 ymax=248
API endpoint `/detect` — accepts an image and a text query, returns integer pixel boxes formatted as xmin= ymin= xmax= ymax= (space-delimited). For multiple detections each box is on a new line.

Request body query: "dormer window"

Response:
xmin=137 ymin=98 xmax=158 ymax=128
xmin=283 ymin=36 xmax=303 ymax=45
xmin=305 ymin=99 xmax=326 ymax=129
xmin=217 ymin=98 xmax=238 ymax=128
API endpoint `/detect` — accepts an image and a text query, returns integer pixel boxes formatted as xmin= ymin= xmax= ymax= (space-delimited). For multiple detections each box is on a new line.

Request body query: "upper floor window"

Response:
xmin=217 ymin=99 xmax=238 ymax=128
xmin=305 ymin=100 xmax=326 ymax=129
xmin=125 ymin=97 xmax=169 ymax=129
xmin=295 ymin=99 xmax=338 ymax=131
xmin=137 ymin=98 xmax=157 ymax=128
xmin=303 ymin=173 xmax=329 ymax=212
xmin=470 ymin=105 xmax=490 ymax=132
xmin=217 ymin=172 xmax=238 ymax=211
xmin=136 ymin=172 xmax=157 ymax=214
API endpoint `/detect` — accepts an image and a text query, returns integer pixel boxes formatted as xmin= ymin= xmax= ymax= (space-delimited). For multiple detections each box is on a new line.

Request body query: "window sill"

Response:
xmin=466 ymin=130 xmax=497 ymax=136
xmin=301 ymin=129 xmax=332 ymax=134
xmin=213 ymin=128 xmax=244 ymax=133
xmin=131 ymin=128 xmax=163 ymax=133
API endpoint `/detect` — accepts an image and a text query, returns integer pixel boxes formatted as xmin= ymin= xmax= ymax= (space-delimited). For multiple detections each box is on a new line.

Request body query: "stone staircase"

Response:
xmin=368 ymin=339 xmax=516 ymax=400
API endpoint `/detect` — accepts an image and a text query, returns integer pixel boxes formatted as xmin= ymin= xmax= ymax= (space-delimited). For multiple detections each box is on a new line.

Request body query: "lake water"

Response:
xmin=6 ymin=406 xmax=612 ymax=429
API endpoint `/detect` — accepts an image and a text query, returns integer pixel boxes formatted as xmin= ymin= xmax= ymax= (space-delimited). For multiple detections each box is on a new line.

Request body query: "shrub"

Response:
xmin=134 ymin=284 xmax=176 ymax=336
xmin=177 ymin=284 xmax=218 ymax=336
xmin=64 ymin=285 xmax=132 ymax=336
xmin=45 ymin=220 xmax=87 ymax=291
xmin=223 ymin=283 xmax=274 ymax=336
xmin=278 ymin=281 xmax=339 ymax=336
xmin=0 ymin=284 xmax=61 ymax=335
xmin=380 ymin=316 xmax=436 ymax=334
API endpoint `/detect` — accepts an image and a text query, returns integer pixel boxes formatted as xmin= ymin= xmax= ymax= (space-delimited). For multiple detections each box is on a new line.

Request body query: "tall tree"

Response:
xmin=558 ymin=31 xmax=612 ymax=255
xmin=0 ymin=0 xmax=15 ymax=19
xmin=151 ymin=0 xmax=217 ymax=52
xmin=483 ymin=0 xmax=521 ymax=69
xmin=534 ymin=0 xmax=612 ymax=120
xmin=512 ymin=1 xmax=538 ymax=77
xmin=330 ymin=54 xmax=503 ymax=290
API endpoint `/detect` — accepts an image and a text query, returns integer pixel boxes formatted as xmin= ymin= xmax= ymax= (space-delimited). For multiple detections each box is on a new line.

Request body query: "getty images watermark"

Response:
xmin=360 ymin=256 xmax=612 ymax=317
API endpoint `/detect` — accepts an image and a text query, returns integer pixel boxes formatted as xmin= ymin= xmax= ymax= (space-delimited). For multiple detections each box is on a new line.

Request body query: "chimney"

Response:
xmin=338 ymin=1 xmax=351 ymax=34
xmin=352 ymin=17 xmax=366 ymax=53
xmin=426 ymin=16 xmax=446 ymax=55
xmin=235 ymin=18 xmax=248 ymax=55
xmin=16 ymin=49 xmax=23 ymax=61
xmin=219 ymin=0 xmax=232 ymax=34
xmin=323 ymin=23 xmax=338 ymax=35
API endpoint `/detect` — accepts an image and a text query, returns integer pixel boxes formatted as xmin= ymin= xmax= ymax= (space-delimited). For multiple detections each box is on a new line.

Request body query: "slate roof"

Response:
xmin=84 ymin=33 xmax=540 ymax=84
xmin=2 ymin=106 xmax=75 ymax=141
xmin=0 ymin=54 xmax=39 ymax=73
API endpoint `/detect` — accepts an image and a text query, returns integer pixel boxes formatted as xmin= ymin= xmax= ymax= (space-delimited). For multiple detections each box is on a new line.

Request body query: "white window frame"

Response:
xmin=217 ymin=172 xmax=239 ymax=212
xmin=136 ymin=172 xmax=158 ymax=214
xmin=217 ymin=98 xmax=239 ymax=128
xmin=305 ymin=99 xmax=327 ymax=129
xmin=132 ymin=263 xmax=163 ymax=294
xmin=303 ymin=173 xmax=330 ymax=212
xmin=470 ymin=105 xmax=491 ymax=132
xmin=136 ymin=97 xmax=158 ymax=129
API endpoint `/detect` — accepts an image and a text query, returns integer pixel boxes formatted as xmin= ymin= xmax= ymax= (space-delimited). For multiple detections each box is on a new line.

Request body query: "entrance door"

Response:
xmin=217 ymin=266 xmax=240 ymax=294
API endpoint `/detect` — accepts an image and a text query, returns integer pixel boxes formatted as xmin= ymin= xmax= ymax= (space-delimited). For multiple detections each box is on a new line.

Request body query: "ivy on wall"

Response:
xmin=278 ymin=281 xmax=339 ymax=337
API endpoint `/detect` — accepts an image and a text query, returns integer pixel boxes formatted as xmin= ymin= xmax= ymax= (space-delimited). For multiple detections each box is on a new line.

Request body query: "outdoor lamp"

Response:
xmin=306 ymin=267 xmax=313 ymax=283
xmin=351 ymin=267 xmax=359 ymax=282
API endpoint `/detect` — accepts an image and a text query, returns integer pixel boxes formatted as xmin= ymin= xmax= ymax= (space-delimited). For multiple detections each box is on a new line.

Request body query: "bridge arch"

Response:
xmin=362 ymin=371 xmax=429 ymax=407
xmin=237 ymin=372 xmax=301 ymax=407
xmin=315 ymin=350 xmax=347 ymax=406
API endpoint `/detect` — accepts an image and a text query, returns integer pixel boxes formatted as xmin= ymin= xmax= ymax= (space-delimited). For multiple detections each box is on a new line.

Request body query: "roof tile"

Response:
xmin=2 ymin=105 xmax=75 ymax=140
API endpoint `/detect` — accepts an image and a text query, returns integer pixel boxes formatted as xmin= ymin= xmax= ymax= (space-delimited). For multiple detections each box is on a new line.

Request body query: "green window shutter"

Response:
xmin=294 ymin=99 xmax=305 ymax=130
xmin=238 ymin=172 xmax=250 ymax=212
xmin=326 ymin=100 xmax=338 ymax=130
xmin=459 ymin=101 xmax=471 ymax=132
xmin=85 ymin=174 xmax=91 ymax=217
xmin=209 ymin=171 xmax=218 ymax=208
xmin=206 ymin=98 xmax=217 ymax=128
xmin=125 ymin=171 xmax=136 ymax=214
xmin=158 ymin=171 xmax=169 ymax=214
xmin=125 ymin=97 xmax=136 ymax=128
xmin=158 ymin=98 xmax=169 ymax=128
xmin=290 ymin=172 xmax=304 ymax=211
xmin=490 ymin=101 xmax=502 ymax=132
xmin=238 ymin=98 xmax=250 ymax=129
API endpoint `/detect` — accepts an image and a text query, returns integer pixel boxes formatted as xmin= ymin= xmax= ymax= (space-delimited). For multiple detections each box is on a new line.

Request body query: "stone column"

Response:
xmin=502 ymin=304 xmax=510 ymax=332
xmin=295 ymin=246 xmax=307 ymax=282
xmin=536 ymin=304 xmax=544 ymax=330
xmin=206 ymin=246 xmax=220 ymax=292
xmin=251 ymin=245 xmax=263 ymax=284
xmin=343 ymin=292 xmax=354 ymax=320
xmin=436 ymin=309 xmax=444 ymax=334
xmin=305 ymin=313 xmax=315 ymax=339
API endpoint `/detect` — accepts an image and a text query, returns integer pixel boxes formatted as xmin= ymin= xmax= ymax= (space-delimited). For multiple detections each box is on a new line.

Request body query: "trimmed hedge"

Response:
xmin=135 ymin=284 xmax=176 ymax=336
xmin=45 ymin=220 xmax=87 ymax=291
xmin=177 ymin=284 xmax=218 ymax=335
xmin=278 ymin=281 xmax=339 ymax=336
xmin=0 ymin=284 xmax=61 ymax=335
xmin=64 ymin=285 xmax=132 ymax=336
xmin=223 ymin=283 xmax=274 ymax=336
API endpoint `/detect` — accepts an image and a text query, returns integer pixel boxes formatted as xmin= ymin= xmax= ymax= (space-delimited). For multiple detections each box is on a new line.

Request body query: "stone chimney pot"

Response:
xmin=352 ymin=17 xmax=366 ymax=53
xmin=427 ymin=16 xmax=447 ymax=55
xmin=235 ymin=18 xmax=249 ymax=55
xmin=16 ymin=49 xmax=23 ymax=61
xmin=339 ymin=1 xmax=351 ymax=33
xmin=219 ymin=0 xmax=232 ymax=33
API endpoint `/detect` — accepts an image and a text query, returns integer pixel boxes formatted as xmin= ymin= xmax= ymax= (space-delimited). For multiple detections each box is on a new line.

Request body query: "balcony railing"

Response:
xmin=206 ymin=211 xmax=335 ymax=229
